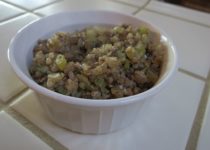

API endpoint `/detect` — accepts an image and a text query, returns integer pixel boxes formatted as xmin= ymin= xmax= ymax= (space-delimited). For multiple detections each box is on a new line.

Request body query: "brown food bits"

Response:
xmin=29 ymin=24 xmax=166 ymax=99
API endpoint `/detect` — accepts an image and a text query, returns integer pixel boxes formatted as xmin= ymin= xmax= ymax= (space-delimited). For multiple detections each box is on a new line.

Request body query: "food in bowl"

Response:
xmin=8 ymin=11 xmax=177 ymax=134
xmin=29 ymin=24 xmax=166 ymax=99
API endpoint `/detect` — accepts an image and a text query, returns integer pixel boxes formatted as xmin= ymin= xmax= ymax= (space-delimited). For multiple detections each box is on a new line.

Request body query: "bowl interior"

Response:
xmin=8 ymin=11 xmax=177 ymax=106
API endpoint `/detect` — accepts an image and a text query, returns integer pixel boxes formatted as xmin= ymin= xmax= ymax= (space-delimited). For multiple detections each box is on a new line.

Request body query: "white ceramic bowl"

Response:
xmin=8 ymin=11 xmax=177 ymax=134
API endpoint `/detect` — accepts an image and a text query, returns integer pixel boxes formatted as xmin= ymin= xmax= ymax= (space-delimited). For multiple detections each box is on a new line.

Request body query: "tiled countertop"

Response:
xmin=0 ymin=0 xmax=209 ymax=150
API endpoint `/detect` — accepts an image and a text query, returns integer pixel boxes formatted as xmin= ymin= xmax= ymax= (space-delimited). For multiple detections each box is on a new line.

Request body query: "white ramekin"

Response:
xmin=8 ymin=10 xmax=178 ymax=134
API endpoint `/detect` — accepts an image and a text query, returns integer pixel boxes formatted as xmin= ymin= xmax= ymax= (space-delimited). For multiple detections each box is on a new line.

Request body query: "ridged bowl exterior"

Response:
xmin=37 ymin=93 xmax=146 ymax=134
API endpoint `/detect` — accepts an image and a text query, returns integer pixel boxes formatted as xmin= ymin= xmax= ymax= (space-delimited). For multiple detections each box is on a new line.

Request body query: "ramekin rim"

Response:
xmin=8 ymin=10 xmax=178 ymax=107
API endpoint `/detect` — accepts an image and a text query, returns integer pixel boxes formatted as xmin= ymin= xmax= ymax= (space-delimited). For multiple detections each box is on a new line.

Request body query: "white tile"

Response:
xmin=113 ymin=0 xmax=148 ymax=7
xmin=34 ymin=0 xmax=137 ymax=16
xmin=136 ymin=10 xmax=210 ymax=78
xmin=197 ymin=91 xmax=210 ymax=150
xmin=146 ymin=1 xmax=210 ymax=26
xmin=0 ymin=14 xmax=40 ymax=102
xmin=11 ymin=72 xmax=204 ymax=150
xmin=0 ymin=111 xmax=52 ymax=150
xmin=0 ymin=1 xmax=24 ymax=22
xmin=4 ymin=0 xmax=60 ymax=10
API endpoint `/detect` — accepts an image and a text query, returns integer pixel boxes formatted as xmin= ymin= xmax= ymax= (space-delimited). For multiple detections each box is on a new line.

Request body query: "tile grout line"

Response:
xmin=0 ymin=0 xmax=64 ymax=19
xmin=185 ymin=69 xmax=210 ymax=150
xmin=109 ymin=0 xmax=139 ymax=8
xmin=1 ymin=0 xmax=33 ymax=12
xmin=0 ymin=87 xmax=28 ymax=111
xmin=144 ymin=8 xmax=210 ymax=28
xmin=5 ymin=108 xmax=68 ymax=150
xmin=5 ymin=88 xmax=28 ymax=105
xmin=108 ymin=0 xmax=151 ymax=15
xmin=0 ymin=13 xmax=34 ymax=25
xmin=113 ymin=0 xmax=209 ymax=29
xmin=0 ymin=12 xmax=26 ymax=23
xmin=0 ymin=88 xmax=67 ymax=150
xmin=179 ymin=68 xmax=207 ymax=82
xmin=1 ymin=0 xmax=63 ymax=15
xmin=132 ymin=0 xmax=151 ymax=15
xmin=31 ymin=0 xmax=64 ymax=12
xmin=32 ymin=12 xmax=45 ymax=18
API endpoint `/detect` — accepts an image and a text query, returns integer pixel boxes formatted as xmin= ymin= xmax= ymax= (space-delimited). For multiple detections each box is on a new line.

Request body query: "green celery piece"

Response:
xmin=55 ymin=54 xmax=67 ymax=71
xmin=94 ymin=78 xmax=106 ymax=89
xmin=138 ymin=26 xmax=149 ymax=34
xmin=135 ymin=42 xmax=146 ymax=57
